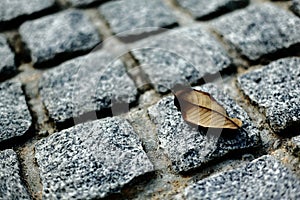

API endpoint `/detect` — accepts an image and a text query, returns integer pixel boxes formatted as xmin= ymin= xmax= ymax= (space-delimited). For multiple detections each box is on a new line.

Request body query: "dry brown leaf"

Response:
xmin=174 ymin=86 xmax=242 ymax=129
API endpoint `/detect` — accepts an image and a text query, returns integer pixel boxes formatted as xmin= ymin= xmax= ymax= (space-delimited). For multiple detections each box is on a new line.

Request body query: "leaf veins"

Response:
xmin=173 ymin=86 xmax=242 ymax=129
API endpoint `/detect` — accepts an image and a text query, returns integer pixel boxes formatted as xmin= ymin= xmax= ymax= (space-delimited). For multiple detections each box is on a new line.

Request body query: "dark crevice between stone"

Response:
xmin=55 ymin=98 xmax=140 ymax=131
xmin=25 ymin=45 xmax=102 ymax=69
xmin=100 ymin=171 xmax=156 ymax=200
xmin=235 ymin=82 xmax=275 ymax=128
xmin=184 ymin=147 xmax=264 ymax=183
xmin=193 ymin=63 xmax=237 ymax=87
xmin=116 ymin=23 xmax=178 ymax=44
xmin=235 ymin=80 xmax=300 ymax=154
xmin=97 ymin=2 xmax=178 ymax=44
xmin=291 ymin=5 xmax=300 ymax=17
xmin=0 ymin=34 xmax=20 ymax=82
xmin=22 ymin=85 xmax=43 ymax=138
xmin=123 ymin=52 xmax=153 ymax=94
xmin=233 ymin=83 xmax=288 ymax=152
xmin=136 ymin=62 xmax=237 ymax=96
xmin=14 ymin=85 xmax=54 ymax=199
xmin=128 ymin=35 xmax=237 ymax=95
xmin=241 ymin=43 xmax=300 ymax=66
xmin=179 ymin=145 xmax=264 ymax=177
xmin=0 ymin=3 xmax=61 ymax=32
xmin=0 ymin=125 xmax=35 ymax=151
xmin=15 ymin=38 xmax=32 ymax=65
xmin=0 ymin=33 xmax=27 ymax=82
xmin=0 ymin=67 xmax=18 ymax=83
xmin=193 ymin=0 xmax=250 ymax=21
xmin=0 ymin=84 xmax=36 ymax=151
xmin=125 ymin=111 xmax=161 ymax=161
xmin=31 ymin=97 xmax=57 ymax=138
xmin=22 ymin=78 xmax=58 ymax=137
xmin=273 ymin=121 xmax=300 ymax=138
xmin=287 ymin=139 xmax=300 ymax=158
xmin=236 ymin=81 xmax=300 ymax=138
xmin=211 ymin=26 xmax=300 ymax=68
xmin=6 ymin=31 xmax=32 ymax=70
xmin=40 ymin=107 xmax=57 ymax=136
xmin=235 ymin=80 xmax=267 ymax=119
xmin=209 ymin=29 xmax=251 ymax=69
xmin=162 ymin=63 xmax=237 ymax=96
xmin=214 ymin=30 xmax=300 ymax=67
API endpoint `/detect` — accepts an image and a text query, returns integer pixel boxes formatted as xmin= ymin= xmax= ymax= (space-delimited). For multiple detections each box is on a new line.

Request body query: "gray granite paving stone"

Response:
xmin=19 ymin=9 xmax=101 ymax=66
xmin=292 ymin=0 xmax=300 ymax=16
xmin=176 ymin=0 xmax=249 ymax=19
xmin=182 ymin=155 xmax=300 ymax=200
xmin=0 ymin=149 xmax=31 ymax=200
xmin=212 ymin=3 xmax=300 ymax=60
xmin=131 ymin=25 xmax=232 ymax=93
xmin=0 ymin=81 xmax=32 ymax=143
xmin=148 ymin=83 xmax=260 ymax=172
xmin=39 ymin=51 xmax=137 ymax=123
xmin=238 ymin=57 xmax=300 ymax=134
xmin=68 ymin=0 xmax=103 ymax=7
xmin=0 ymin=0 xmax=55 ymax=24
xmin=35 ymin=117 xmax=154 ymax=199
xmin=99 ymin=0 xmax=177 ymax=37
xmin=0 ymin=35 xmax=16 ymax=79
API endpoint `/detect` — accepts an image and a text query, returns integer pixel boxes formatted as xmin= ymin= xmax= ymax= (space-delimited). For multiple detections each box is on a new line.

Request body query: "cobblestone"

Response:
xmin=0 ymin=0 xmax=299 ymax=199
xmin=0 ymin=0 xmax=55 ymax=25
xmin=292 ymin=0 xmax=300 ymax=16
xmin=181 ymin=155 xmax=300 ymax=200
xmin=39 ymin=51 xmax=137 ymax=123
xmin=238 ymin=58 xmax=300 ymax=135
xmin=99 ymin=0 xmax=178 ymax=37
xmin=148 ymin=84 xmax=260 ymax=172
xmin=176 ymin=0 xmax=249 ymax=19
xmin=35 ymin=118 xmax=153 ymax=199
xmin=0 ymin=35 xmax=16 ymax=80
xmin=131 ymin=25 xmax=232 ymax=93
xmin=0 ymin=149 xmax=31 ymax=200
xmin=212 ymin=3 xmax=300 ymax=60
xmin=0 ymin=81 xmax=32 ymax=143
xmin=19 ymin=9 xmax=101 ymax=67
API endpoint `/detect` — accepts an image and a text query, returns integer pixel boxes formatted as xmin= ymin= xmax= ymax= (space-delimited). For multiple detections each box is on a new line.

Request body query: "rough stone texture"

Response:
xmin=182 ymin=155 xmax=300 ymax=200
xmin=0 ymin=35 xmax=16 ymax=79
xmin=292 ymin=0 xmax=300 ymax=16
xmin=0 ymin=149 xmax=31 ymax=200
xmin=148 ymin=83 xmax=260 ymax=172
xmin=176 ymin=0 xmax=249 ymax=19
xmin=0 ymin=81 xmax=32 ymax=143
xmin=19 ymin=9 xmax=101 ymax=66
xmin=1 ymin=1 xmax=300 ymax=199
xmin=35 ymin=118 xmax=154 ymax=199
xmin=99 ymin=0 xmax=177 ymax=36
xmin=0 ymin=0 xmax=55 ymax=23
xmin=288 ymin=136 xmax=300 ymax=157
xmin=212 ymin=3 xmax=300 ymax=60
xmin=131 ymin=25 xmax=233 ymax=93
xmin=39 ymin=51 xmax=137 ymax=123
xmin=238 ymin=57 xmax=300 ymax=134
xmin=68 ymin=0 xmax=103 ymax=7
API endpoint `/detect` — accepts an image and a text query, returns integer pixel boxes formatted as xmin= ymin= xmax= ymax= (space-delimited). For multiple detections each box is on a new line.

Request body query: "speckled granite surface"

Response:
xmin=1 ymin=0 xmax=299 ymax=199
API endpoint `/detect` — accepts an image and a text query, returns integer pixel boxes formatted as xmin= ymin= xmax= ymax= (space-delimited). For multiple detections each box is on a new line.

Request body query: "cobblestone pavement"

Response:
xmin=0 ymin=0 xmax=300 ymax=199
